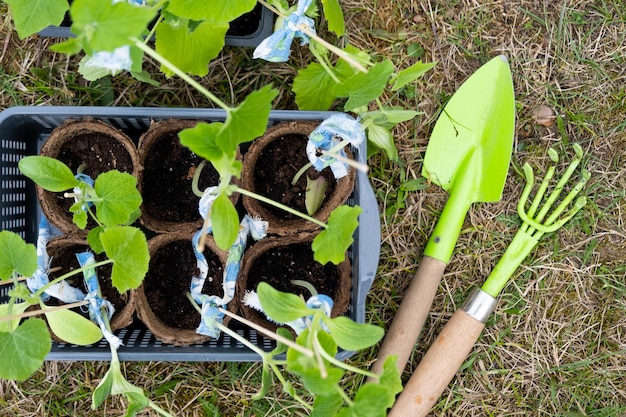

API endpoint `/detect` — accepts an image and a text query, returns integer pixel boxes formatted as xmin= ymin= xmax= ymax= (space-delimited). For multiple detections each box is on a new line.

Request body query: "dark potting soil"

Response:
xmin=245 ymin=243 xmax=341 ymax=320
xmin=144 ymin=239 xmax=224 ymax=330
xmin=142 ymin=132 xmax=219 ymax=222
xmin=47 ymin=243 xmax=128 ymax=316
xmin=57 ymin=133 xmax=134 ymax=177
xmin=54 ymin=133 xmax=135 ymax=228
xmin=253 ymin=134 xmax=337 ymax=219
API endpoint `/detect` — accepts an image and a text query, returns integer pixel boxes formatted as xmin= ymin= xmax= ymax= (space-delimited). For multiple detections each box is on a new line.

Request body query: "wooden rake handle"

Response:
xmin=370 ymin=256 xmax=446 ymax=378
xmin=388 ymin=289 xmax=497 ymax=416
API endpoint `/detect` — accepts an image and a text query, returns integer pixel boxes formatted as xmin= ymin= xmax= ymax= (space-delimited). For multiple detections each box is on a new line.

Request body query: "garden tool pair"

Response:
xmin=370 ymin=56 xmax=589 ymax=416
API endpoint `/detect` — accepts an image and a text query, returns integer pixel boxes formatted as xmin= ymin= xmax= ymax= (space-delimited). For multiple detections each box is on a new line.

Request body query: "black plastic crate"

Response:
xmin=0 ymin=106 xmax=380 ymax=361
xmin=38 ymin=3 xmax=274 ymax=47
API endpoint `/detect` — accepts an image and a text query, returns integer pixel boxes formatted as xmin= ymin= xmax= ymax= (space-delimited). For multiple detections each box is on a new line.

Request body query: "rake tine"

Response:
xmin=526 ymin=148 xmax=559 ymax=219
xmin=533 ymin=144 xmax=583 ymax=224
xmin=542 ymin=170 xmax=590 ymax=228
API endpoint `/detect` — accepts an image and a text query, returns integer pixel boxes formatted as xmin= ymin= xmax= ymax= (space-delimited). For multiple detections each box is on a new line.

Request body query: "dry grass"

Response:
xmin=1 ymin=0 xmax=626 ymax=416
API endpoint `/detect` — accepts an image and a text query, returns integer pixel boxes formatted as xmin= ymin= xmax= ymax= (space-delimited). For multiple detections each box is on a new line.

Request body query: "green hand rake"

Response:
xmin=389 ymin=144 xmax=590 ymax=417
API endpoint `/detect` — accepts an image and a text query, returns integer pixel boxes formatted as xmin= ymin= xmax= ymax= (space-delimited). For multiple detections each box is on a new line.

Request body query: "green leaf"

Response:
xmin=366 ymin=124 xmax=398 ymax=161
xmin=320 ymin=0 xmax=345 ymax=36
xmin=155 ymin=19 xmax=228 ymax=77
xmin=322 ymin=316 xmax=384 ymax=351
xmin=343 ymin=383 xmax=395 ymax=417
xmin=67 ymin=0 xmax=155 ymax=54
xmin=257 ymin=282 xmax=312 ymax=323
xmin=166 ymin=0 xmax=256 ymax=21
xmin=130 ymin=70 xmax=160 ymax=86
xmin=93 ymin=171 xmax=142 ymax=227
xmin=5 ymin=0 xmax=68 ymax=39
xmin=220 ymin=85 xmax=278 ymax=149
xmin=334 ymin=60 xmax=395 ymax=111
xmin=211 ymin=192 xmax=240 ymax=250
xmin=100 ymin=226 xmax=149 ymax=293
xmin=178 ymin=122 xmax=225 ymax=161
xmin=287 ymin=330 xmax=343 ymax=395
xmin=0 ymin=318 xmax=51 ymax=381
xmin=87 ymin=226 xmax=106 ymax=254
xmin=305 ymin=176 xmax=327 ymax=215
xmin=363 ymin=109 xmax=420 ymax=127
xmin=92 ymin=366 xmax=114 ymax=408
xmin=18 ymin=156 xmax=80 ymax=192
xmin=70 ymin=201 xmax=89 ymax=230
xmin=93 ymin=358 xmax=149 ymax=412
xmin=8 ymin=284 xmax=38 ymax=305
xmin=293 ymin=63 xmax=338 ymax=110
xmin=0 ymin=302 xmax=29 ymax=333
xmin=311 ymin=392 xmax=344 ymax=417
xmin=390 ymin=60 xmax=436 ymax=91
xmin=272 ymin=327 xmax=295 ymax=356
xmin=50 ymin=37 xmax=83 ymax=55
xmin=378 ymin=355 xmax=403 ymax=396
xmin=0 ymin=231 xmax=38 ymax=280
xmin=337 ymin=355 xmax=402 ymax=416
xmin=312 ymin=205 xmax=362 ymax=265
xmin=400 ymin=178 xmax=428 ymax=192
xmin=181 ymin=87 xmax=277 ymax=180
xmin=45 ymin=308 xmax=103 ymax=345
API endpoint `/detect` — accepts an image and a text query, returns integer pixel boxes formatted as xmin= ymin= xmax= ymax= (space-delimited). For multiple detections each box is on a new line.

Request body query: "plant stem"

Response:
xmin=308 ymin=36 xmax=367 ymax=73
xmin=269 ymin=363 xmax=314 ymax=411
xmin=320 ymin=149 xmax=369 ymax=173
xmin=233 ymin=186 xmax=328 ymax=229
xmin=217 ymin=321 xmax=267 ymax=357
xmin=148 ymin=402 xmax=176 ymax=417
xmin=219 ymin=307 xmax=314 ymax=358
xmin=309 ymin=42 xmax=341 ymax=83
xmin=143 ymin=13 xmax=164 ymax=45
xmin=257 ymin=0 xmax=281 ymax=16
xmin=0 ymin=301 xmax=90 ymax=323
xmin=0 ymin=276 xmax=27 ymax=286
xmin=33 ymin=260 xmax=114 ymax=299
xmin=312 ymin=333 xmax=329 ymax=379
xmin=133 ymin=40 xmax=231 ymax=111
xmin=291 ymin=162 xmax=313 ymax=185
xmin=191 ymin=161 xmax=206 ymax=198
xmin=291 ymin=280 xmax=318 ymax=297
xmin=336 ymin=385 xmax=353 ymax=407
xmin=316 ymin=336 xmax=380 ymax=379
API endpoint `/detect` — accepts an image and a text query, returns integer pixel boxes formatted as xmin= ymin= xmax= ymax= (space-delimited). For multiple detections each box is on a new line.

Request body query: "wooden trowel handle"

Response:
xmin=389 ymin=290 xmax=496 ymax=417
xmin=370 ymin=256 xmax=446 ymax=378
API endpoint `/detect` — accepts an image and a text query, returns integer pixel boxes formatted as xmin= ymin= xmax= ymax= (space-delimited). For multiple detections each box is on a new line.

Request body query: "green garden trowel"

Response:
xmin=389 ymin=145 xmax=589 ymax=416
xmin=371 ymin=55 xmax=516 ymax=377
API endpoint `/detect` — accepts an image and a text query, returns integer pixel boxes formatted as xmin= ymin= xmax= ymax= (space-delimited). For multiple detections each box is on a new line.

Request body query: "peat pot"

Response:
xmin=136 ymin=230 xmax=229 ymax=346
xmin=237 ymin=234 xmax=352 ymax=333
xmin=37 ymin=118 xmax=139 ymax=234
xmin=241 ymin=121 xmax=356 ymax=236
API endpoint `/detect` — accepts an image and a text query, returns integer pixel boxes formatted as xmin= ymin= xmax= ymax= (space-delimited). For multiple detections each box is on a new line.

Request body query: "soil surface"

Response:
xmin=47 ymin=243 xmax=127 ymax=316
xmin=253 ymin=134 xmax=337 ymax=219
xmin=244 ymin=242 xmax=341 ymax=322
xmin=144 ymin=239 xmax=224 ymax=330
xmin=53 ymin=133 xmax=135 ymax=229
xmin=142 ymin=131 xmax=219 ymax=222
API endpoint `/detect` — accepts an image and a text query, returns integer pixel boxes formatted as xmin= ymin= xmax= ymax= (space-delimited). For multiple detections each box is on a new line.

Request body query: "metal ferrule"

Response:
xmin=461 ymin=288 xmax=498 ymax=323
